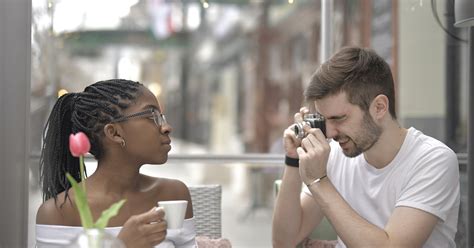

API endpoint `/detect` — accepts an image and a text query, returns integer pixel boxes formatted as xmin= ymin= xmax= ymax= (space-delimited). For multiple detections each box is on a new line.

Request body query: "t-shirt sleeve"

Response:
xmin=396 ymin=147 xmax=460 ymax=221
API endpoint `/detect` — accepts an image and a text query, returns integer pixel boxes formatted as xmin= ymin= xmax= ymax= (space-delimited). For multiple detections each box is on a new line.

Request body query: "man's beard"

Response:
xmin=336 ymin=112 xmax=382 ymax=158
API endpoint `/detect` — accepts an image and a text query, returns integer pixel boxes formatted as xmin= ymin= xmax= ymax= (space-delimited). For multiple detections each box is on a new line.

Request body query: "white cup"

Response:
xmin=157 ymin=200 xmax=188 ymax=229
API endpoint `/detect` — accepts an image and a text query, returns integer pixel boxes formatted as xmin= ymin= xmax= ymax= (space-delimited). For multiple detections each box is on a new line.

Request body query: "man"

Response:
xmin=272 ymin=47 xmax=460 ymax=247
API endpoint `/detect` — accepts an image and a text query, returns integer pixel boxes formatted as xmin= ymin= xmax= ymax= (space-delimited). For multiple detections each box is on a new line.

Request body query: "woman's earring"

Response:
xmin=120 ymin=139 xmax=126 ymax=148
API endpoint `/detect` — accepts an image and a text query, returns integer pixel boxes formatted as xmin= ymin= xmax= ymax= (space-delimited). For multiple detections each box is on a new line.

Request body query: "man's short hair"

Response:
xmin=305 ymin=46 xmax=397 ymax=119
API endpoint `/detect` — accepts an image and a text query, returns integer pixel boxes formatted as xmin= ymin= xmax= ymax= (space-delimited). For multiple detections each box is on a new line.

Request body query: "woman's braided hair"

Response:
xmin=40 ymin=79 xmax=142 ymax=203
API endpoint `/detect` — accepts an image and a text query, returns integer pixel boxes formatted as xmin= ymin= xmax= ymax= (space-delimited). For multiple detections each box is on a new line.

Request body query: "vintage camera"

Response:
xmin=294 ymin=113 xmax=326 ymax=139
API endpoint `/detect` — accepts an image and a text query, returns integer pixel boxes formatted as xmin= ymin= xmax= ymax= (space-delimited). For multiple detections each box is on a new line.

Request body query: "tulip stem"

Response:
xmin=80 ymin=155 xmax=86 ymax=192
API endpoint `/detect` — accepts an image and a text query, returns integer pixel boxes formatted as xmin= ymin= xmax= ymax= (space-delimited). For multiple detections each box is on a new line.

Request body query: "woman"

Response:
xmin=36 ymin=79 xmax=195 ymax=247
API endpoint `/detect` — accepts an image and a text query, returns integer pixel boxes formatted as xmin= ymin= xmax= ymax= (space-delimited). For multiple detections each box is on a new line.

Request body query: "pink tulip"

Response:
xmin=69 ymin=132 xmax=91 ymax=157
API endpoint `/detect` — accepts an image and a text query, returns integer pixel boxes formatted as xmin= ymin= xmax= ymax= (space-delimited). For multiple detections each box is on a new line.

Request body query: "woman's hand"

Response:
xmin=117 ymin=207 xmax=167 ymax=248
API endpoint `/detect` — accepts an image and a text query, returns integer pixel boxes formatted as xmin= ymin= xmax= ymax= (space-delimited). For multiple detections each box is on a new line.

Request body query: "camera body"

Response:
xmin=294 ymin=113 xmax=326 ymax=139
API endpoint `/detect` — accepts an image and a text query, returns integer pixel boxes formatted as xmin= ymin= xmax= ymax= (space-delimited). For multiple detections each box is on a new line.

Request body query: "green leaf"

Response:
xmin=94 ymin=199 xmax=127 ymax=229
xmin=66 ymin=173 xmax=94 ymax=228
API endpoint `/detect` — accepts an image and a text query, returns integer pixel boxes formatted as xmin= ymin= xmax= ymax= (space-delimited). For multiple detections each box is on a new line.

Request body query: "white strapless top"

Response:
xmin=36 ymin=218 xmax=196 ymax=248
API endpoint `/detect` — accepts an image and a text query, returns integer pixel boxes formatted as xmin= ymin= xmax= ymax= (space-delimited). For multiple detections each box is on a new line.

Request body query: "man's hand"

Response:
xmin=296 ymin=126 xmax=330 ymax=185
xmin=273 ymin=107 xmax=329 ymax=247
xmin=117 ymin=207 xmax=168 ymax=248
xmin=283 ymin=107 xmax=309 ymax=158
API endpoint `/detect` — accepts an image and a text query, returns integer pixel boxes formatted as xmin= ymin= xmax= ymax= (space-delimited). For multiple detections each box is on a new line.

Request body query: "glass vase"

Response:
xmin=68 ymin=228 xmax=125 ymax=248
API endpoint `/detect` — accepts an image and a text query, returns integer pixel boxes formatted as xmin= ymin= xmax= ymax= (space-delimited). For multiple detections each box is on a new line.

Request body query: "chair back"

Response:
xmin=188 ymin=184 xmax=222 ymax=239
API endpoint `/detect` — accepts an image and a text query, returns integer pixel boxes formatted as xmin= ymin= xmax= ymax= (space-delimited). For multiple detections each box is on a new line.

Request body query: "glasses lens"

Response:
xmin=152 ymin=110 xmax=166 ymax=126
xmin=160 ymin=114 xmax=167 ymax=125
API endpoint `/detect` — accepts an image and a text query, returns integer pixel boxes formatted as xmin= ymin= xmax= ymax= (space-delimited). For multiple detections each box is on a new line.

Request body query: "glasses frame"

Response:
xmin=112 ymin=108 xmax=167 ymax=127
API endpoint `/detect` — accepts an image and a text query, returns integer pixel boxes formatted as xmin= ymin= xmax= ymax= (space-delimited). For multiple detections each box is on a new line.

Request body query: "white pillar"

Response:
xmin=320 ymin=0 xmax=333 ymax=62
xmin=467 ymin=26 xmax=474 ymax=248
xmin=0 ymin=0 xmax=31 ymax=246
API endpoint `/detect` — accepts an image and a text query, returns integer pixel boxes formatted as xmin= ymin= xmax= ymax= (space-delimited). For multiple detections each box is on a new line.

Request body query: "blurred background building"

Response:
xmin=1 ymin=0 xmax=470 ymax=247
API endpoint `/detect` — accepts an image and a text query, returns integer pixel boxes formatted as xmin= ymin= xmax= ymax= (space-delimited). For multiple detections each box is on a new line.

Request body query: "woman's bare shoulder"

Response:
xmin=145 ymin=175 xmax=190 ymax=198
xmin=143 ymin=175 xmax=194 ymax=218
xmin=36 ymin=192 xmax=79 ymax=226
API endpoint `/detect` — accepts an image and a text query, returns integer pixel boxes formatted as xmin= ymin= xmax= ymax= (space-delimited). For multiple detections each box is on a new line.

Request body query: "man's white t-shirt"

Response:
xmin=304 ymin=127 xmax=460 ymax=247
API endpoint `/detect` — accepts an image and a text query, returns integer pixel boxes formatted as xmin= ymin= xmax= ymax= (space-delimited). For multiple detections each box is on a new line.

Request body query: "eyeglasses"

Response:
xmin=112 ymin=109 xmax=167 ymax=127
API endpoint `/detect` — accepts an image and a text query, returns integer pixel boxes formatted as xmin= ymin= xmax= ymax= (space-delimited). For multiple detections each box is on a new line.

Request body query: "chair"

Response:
xmin=188 ymin=184 xmax=222 ymax=239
